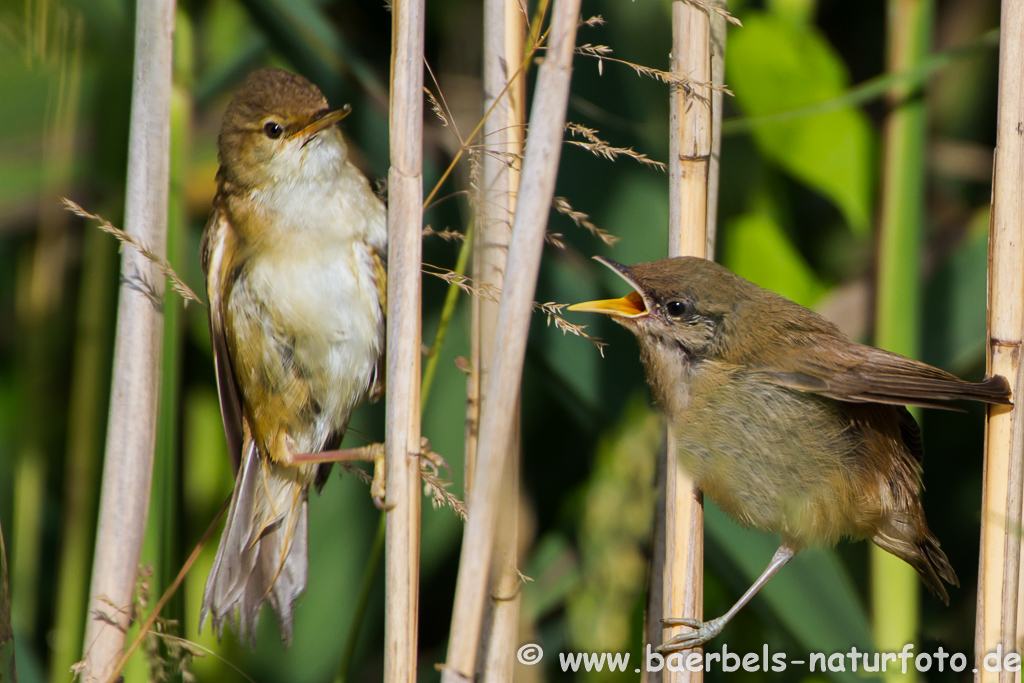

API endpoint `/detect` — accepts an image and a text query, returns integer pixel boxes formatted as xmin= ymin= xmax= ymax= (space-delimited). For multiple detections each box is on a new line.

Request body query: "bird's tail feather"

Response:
xmin=872 ymin=517 xmax=958 ymax=605
xmin=200 ymin=441 xmax=308 ymax=648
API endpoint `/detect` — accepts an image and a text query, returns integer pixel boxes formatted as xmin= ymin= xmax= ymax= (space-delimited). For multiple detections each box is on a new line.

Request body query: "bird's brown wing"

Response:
xmin=748 ymin=335 xmax=1011 ymax=410
xmin=368 ymin=246 xmax=387 ymax=402
xmin=202 ymin=206 xmax=245 ymax=471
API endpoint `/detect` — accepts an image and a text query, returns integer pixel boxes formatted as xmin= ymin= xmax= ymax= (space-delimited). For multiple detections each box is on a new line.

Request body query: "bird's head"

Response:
xmin=217 ymin=68 xmax=352 ymax=190
xmin=569 ymin=256 xmax=781 ymax=361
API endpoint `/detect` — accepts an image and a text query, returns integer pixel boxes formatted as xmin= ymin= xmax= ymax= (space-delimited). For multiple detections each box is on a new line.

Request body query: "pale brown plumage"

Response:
xmin=570 ymin=255 xmax=1010 ymax=649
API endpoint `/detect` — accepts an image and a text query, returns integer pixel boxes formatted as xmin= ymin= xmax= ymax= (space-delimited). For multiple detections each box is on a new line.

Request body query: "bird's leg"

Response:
xmin=285 ymin=443 xmax=387 ymax=506
xmin=657 ymin=543 xmax=799 ymax=652
xmin=288 ymin=438 xmax=444 ymax=509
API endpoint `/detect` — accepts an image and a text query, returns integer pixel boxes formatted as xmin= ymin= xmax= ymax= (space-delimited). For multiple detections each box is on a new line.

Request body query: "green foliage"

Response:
xmin=727 ymin=12 xmax=876 ymax=234
xmin=0 ymin=0 xmax=1003 ymax=681
xmin=566 ymin=396 xmax=659 ymax=665
xmin=722 ymin=204 xmax=825 ymax=307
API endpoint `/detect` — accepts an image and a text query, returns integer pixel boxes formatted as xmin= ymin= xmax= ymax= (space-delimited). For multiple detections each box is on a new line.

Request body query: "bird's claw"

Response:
xmin=656 ymin=617 xmax=725 ymax=653
xmin=368 ymin=443 xmax=390 ymax=509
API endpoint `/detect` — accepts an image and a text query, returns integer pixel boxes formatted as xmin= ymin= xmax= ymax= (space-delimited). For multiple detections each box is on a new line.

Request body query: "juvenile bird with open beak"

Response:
xmin=570 ymin=256 xmax=1011 ymax=651
xmin=200 ymin=68 xmax=387 ymax=646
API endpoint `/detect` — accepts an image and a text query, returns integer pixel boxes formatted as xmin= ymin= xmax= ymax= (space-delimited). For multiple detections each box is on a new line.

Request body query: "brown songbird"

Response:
xmin=569 ymin=256 xmax=1011 ymax=650
xmin=200 ymin=67 xmax=387 ymax=647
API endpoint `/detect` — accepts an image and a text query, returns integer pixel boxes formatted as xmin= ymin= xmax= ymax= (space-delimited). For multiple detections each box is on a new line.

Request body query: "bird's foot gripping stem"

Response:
xmin=289 ymin=437 xmax=447 ymax=509
xmin=657 ymin=617 xmax=726 ymax=653
xmin=655 ymin=543 xmax=798 ymax=653
xmin=285 ymin=443 xmax=387 ymax=505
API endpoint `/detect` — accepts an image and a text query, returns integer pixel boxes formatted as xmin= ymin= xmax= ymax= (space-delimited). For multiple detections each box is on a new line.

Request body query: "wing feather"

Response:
xmin=202 ymin=206 xmax=246 ymax=471
xmin=748 ymin=334 xmax=1011 ymax=409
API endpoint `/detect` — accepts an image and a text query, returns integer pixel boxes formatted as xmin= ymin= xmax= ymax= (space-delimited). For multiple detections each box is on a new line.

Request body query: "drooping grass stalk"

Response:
xmin=871 ymin=1 xmax=932 ymax=675
xmin=477 ymin=0 xmax=526 ymax=678
xmin=101 ymin=501 xmax=229 ymax=683
xmin=647 ymin=4 xmax=715 ymax=682
xmin=80 ymin=0 xmax=174 ymax=678
xmin=441 ymin=0 xmax=581 ymax=678
xmin=384 ymin=0 xmax=426 ymax=680
xmin=979 ymin=1 xmax=1024 ymax=676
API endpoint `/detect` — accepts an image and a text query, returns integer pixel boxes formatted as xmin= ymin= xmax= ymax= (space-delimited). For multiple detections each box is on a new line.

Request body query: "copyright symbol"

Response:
xmin=517 ymin=643 xmax=543 ymax=665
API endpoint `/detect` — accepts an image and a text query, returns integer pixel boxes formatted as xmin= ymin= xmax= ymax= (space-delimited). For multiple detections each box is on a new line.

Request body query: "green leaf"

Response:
xmin=767 ymin=0 xmax=817 ymax=25
xmin=727 ymin=12 xmax=876 ymax=234
xmin=723 ymin=210 xmax=825 ymax=307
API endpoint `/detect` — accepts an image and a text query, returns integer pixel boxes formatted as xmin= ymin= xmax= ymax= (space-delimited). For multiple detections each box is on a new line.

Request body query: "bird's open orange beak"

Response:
xmin=568 ymin=256 xmax=651 ymax=318
xmin=568 ymin=291 xmax=647 ymax=317
xmin=291 ymin=104 xmax=352 ymax=141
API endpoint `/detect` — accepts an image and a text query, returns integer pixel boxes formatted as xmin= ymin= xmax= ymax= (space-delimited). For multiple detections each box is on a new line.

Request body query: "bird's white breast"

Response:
xmin=243 ymin=157 xmax=387 ymax=442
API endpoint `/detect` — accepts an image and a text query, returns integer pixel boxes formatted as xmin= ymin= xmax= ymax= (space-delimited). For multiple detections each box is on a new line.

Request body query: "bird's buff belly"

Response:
xmin=670 ymin=385 xmax=872 ymax=547
xmin=228 ymin=253 xmax=384 ymax=455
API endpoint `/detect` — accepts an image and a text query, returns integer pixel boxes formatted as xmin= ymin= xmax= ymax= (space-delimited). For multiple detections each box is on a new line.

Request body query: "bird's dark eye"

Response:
xmin=263 ymin=121 xmax=283 ymax=139
xmin=666 ymin=300 xmax=688 ymax=318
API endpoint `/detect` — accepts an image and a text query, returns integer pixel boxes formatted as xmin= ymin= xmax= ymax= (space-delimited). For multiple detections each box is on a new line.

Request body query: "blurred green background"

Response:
xmin=0 ymin=0 xmax=1003 ymax=680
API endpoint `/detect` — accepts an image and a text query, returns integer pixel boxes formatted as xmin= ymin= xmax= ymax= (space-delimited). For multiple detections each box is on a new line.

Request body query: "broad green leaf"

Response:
xmin=727 ymin=12 xmax=876 ymax=234
xmin=767 ymin=0 xmax=817 ymax=25
xmin=723 ymin=210 xmax=825 ymax=307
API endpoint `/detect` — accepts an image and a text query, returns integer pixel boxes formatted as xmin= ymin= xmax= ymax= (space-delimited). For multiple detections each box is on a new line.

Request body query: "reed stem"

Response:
xmin=646 ymin=4 xmax=716 ymax=682
xmin=79 ymin=0 xmax=174 ymax=679
xmin=384 ymin=1 xmax=426 ymax=681
xmin=978 ymin=2 xmax=1024 ymax=680
xmin=441 ymin=1 xmax=581 ymax=678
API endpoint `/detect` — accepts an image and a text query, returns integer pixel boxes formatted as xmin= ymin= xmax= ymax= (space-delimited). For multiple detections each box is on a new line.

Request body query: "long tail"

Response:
xmin=872 ymin=515 xmax=958 ymax=605
xmin=200 ymin=441 xmax=309 ymax=648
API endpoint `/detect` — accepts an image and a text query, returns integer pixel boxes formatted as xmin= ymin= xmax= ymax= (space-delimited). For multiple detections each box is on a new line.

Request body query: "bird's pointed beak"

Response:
xmin=292 ymin=104 xmax=352 ymax=142
xmin=568 ymin=256 xmax=651 ymax=318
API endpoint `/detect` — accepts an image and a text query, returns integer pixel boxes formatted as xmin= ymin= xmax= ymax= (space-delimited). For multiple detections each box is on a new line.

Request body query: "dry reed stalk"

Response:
xmin=475 ymin=0 xmax=527 ymax=679
xmin=978 ymin=1 xmax=1024 ymax=679
xmin=385 ymin=1 xmax=425 ymax=681
xmin=78 ymin=1 xmax=174 ymax=681
xmin=644 ymin=3 xmax=714 ymax=682
xmin=705 ymin=2 xmax=726 ymax=256
xmin=441 ymin=0 xmax=581 ymax=678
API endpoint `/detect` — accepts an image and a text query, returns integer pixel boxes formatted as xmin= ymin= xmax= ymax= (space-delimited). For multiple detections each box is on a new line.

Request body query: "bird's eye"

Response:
xmin=666 ymin=300 xmax=688 ymax=318
xmin=263 ymin=121 xmax=283 ymax=139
